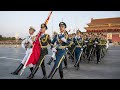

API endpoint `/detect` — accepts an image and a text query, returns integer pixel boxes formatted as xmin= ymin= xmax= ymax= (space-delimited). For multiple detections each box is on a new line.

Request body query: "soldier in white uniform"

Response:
xmin=11 ymin=26 xmax=36 ymax=75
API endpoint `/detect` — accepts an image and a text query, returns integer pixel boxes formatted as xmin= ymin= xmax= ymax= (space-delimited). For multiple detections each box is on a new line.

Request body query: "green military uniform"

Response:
xmin=99 ymin=37 xmax=107 ymax=58
xmin=67 ymin=35 xmax=75 ymax=62
xmin=93 ymin=37 xmax=101 ymax=64
xmin=86 ymin=37 xmax=94 ymax=62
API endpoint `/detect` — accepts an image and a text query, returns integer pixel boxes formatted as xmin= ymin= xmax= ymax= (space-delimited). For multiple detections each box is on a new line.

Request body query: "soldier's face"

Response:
xmin=76 ymin=32 xmax=81 ymax=36
xmin=29 ymin=30 xmax=35 ymax=35
xmin=40 ymin=27 xmax=46 ymax=33
xmin=60 ymin=25 xmax=65 ymax=33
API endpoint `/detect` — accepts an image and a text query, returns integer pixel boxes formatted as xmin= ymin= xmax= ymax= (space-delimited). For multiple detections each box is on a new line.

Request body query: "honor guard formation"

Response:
xmin=11 ymin=22 xmax=108 ymax=79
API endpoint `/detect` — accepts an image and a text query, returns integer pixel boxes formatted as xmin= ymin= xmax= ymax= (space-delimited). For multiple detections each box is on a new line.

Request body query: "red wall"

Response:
xmin=112 ymin=34 xmax=120 ymax=42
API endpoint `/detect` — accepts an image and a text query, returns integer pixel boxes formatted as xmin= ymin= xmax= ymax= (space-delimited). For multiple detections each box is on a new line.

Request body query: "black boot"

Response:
xmin=63 ymin=57 xmax=67 ymax=69
xmin=42 ymin=75 xmax=47 ymax=79
xmin=11 ymin=64 xmax=24 ymax=75
xmin=27 ymin=66 xmax=39 ymax=79
xmin=96 ymin=59 xmax=100 ymax=64
xmin=74 ymin=61 xmax=77 ymax=67
xmin=64 ymin=65 xmax=67 ymax=69
xmin=59 ymin=71 xmax=64 ymax=79
xmin=41 ymin=67 xmax=47 ymax=79
xmin=30 ymin=67 xmax=33 ymax=72
xmin=76 ymin=64 xmax=79 ymax=70
xmin=47 ymin=57 xmax=54 ymax=65
xmin=48 ymin=65 xmax=57 ymax=79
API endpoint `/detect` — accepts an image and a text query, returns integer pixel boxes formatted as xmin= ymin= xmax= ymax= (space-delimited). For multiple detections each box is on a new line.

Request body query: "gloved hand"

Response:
xmin=52 ymin=48 xmax=57 ymax=53
xmin=66 ymin=48 xmax=68 ymax=50
xmin=83 ymin=45 xmax=87 ymax=48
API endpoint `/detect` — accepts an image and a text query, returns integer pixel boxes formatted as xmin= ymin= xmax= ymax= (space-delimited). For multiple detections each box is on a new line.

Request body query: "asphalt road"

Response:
xmin=0 ymin=45 xmax=120 ymax=79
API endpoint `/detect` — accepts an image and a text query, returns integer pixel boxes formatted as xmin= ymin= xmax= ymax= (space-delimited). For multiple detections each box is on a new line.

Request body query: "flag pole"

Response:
xmin=52 ymin=16 xmax=53 ymax=35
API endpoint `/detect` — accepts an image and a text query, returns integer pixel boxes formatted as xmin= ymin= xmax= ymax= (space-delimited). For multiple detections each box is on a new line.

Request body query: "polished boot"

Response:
xmin=63 ymin=57 xmax=67 ymax=69
xmin=76 ymin=64 xmax=79 ymax=70
xmin=59 ymin=71 xmax=64 ymax=79
xmin=42 ymin=75 xmax=47 ymax=79
xmin=27 ymin=66 xmax=39 ymax=79
xmin=48 ymin=66 xmax=57 ymax=79
xmin=11 ymin=64 xmax=24 ymax=75
xmin=74 ymin=61 xmax=77 ymax=67
xmin=96 ymin=59 xmax=100 ymax=64
xmin=41 ymin=67 xmax=47 ymax=79
xmin=47 ymin=57 xmax=54 ymax=65
xmin=30 ymin=67 xmax=33 ymax=72
xmin=48 ymin=69 xmax=54 ymax=79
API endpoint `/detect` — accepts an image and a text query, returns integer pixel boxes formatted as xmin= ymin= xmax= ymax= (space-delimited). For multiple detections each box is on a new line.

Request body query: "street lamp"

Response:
xmin=15 ymin=33 xmax=19 ymax=48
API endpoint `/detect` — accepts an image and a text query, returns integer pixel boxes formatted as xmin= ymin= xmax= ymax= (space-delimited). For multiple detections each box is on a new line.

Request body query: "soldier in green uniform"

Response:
xmin=93 ymin=33 xmax=101 ymax=64
xmin=27 ymin=23 xmax=51 ymax=79
xmin=86 ymin=33 xmax=94 ymax=62
xmin=99 ymin=34 xmax=107 ymax=58
xmin=82 ymin=34 xmax=88 ymax=60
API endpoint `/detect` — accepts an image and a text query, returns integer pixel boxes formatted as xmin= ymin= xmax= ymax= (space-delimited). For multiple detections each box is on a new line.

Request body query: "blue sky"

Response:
xmin=0 ymin=11 xmax=120 ymax=38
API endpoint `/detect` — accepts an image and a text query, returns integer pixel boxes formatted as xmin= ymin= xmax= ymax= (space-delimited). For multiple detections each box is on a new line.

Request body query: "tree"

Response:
xmin=0 ymin=35 xmax=2 ymax=38
xmin=11 ymin=37 xmax=16 ymax=40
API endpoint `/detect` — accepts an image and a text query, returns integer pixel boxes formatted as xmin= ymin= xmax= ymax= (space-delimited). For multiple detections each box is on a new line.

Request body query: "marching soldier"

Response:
xmin=48 ymin=22 xmax=70 ymax=79
xmin=86 ymin=33 xmax=94 ymax=62
xmin=73 ymin=30 xmax=83 ymax=70
xmin=82 ymin=34 xmax=88 ymax=60
xmin=99 ymin=34 xmax=107 ymax=58
xmin=47 ymin=30 xmax=69 ymax=68
xmin=27 ymin=23 xmax=51 ymax=79
xmin=47 ymin=31 xmax=58 ymax=65
xmin=63 ymin=30 xmax=69 ymax=68
xmin=67 ymin=34 xmax=75 ymax=62
xmin=93 ymin=33 xmax=101 ymax=64
xmin=11 ymin=26 xmax=36 ymax=75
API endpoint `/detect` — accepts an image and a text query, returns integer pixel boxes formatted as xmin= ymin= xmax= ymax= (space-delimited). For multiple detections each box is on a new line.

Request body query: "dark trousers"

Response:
xmin=86 ymin=45 xmax=93 ymax=58
xmin=95 ymin=45 xmax=101 ymax=62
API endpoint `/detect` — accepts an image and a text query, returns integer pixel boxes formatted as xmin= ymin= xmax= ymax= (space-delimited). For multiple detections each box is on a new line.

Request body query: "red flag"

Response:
xmin=26 ymin=32 xmax=42 ymax=66
xmin=20 ymin=11 xmax=53 ymax=75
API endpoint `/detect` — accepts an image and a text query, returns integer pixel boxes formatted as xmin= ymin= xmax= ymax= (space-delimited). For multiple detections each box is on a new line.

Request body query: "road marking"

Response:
xmin=0 ymin=54 xmax=52 ymax=62
xmin=0 ymin=52 xmax=25 ymax=55
xmin=0 ymin=57 xmax=22 ymax=61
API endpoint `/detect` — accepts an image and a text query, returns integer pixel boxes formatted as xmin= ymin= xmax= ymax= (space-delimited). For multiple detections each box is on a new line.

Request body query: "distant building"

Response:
xmin=85 ymin=17 xmax=120 ymax=43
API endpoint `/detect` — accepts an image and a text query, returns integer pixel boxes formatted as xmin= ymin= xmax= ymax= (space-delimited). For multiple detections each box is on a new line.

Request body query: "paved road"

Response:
xmin=0 ymin=45 xmax=120 ymax=79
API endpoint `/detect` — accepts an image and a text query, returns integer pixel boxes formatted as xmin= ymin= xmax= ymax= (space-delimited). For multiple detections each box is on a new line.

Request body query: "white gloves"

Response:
xmin=61 ymin=37 xmax=67 ymax=43
xmin=52 ymin=48 xmax=57 ymax=52
xmin=95 ymin=41 xmax=98 ymax=44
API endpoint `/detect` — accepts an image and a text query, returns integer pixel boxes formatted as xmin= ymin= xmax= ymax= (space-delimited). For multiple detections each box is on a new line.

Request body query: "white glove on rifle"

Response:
xmin=61 ymin=37 xmax=67 ymax=43
xmin=52 ymin=48 xmax=57 ymax=52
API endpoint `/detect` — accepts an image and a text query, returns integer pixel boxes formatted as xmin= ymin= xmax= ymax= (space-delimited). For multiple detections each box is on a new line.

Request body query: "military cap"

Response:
xmin=59 ymin=22 xmax=67 ymax=28
xmin=29 ymin=26 xmax=36 ymax=31
xmin=53 ymin=31 xmax=58 ymax=35
xmin=76 ymin=30 xmax=81 ymax=33
xmin=41 ymin=23 xmax=48 ymax=29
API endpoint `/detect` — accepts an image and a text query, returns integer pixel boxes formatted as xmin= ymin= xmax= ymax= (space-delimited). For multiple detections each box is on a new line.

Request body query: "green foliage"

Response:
xmin=0 ymin=35 xmax=16 ymax=41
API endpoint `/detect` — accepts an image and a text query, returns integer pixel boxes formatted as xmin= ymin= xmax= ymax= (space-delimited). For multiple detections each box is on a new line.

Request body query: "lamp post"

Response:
xmin=15 ymin=33 xmax=19 ymax=48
